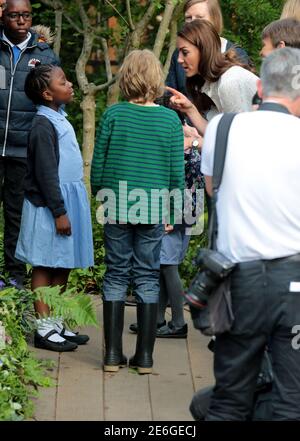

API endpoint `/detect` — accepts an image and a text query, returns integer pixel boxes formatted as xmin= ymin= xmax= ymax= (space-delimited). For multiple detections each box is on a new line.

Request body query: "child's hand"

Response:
xmin=164 ymin=224 xmax=174 ymax=234
xmin=55 ymin=214 xmax=72 ymax=236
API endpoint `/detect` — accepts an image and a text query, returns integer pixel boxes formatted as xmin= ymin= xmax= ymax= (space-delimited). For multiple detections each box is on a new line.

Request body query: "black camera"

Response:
xmin=184 ymin=249 xmax=236 ymax=310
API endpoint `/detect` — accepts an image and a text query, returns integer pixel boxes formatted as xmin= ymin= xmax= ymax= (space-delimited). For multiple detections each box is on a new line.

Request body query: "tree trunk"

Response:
xmin=81 ymin=93 xmax=96 ymax=195
xmin=54 ymin=9 xmax=63 ymax=57
xmin=163 ymin=17 xmax=178 ymax=79
xmin=106 ymin=80 xmax=120 ymax=106
xmin=153 ymin=0 xmax=178 ymax=58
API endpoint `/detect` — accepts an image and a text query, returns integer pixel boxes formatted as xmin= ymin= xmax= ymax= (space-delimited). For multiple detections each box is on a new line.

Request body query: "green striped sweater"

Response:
xmin=91 ymin=101 xmax=184 ymax=224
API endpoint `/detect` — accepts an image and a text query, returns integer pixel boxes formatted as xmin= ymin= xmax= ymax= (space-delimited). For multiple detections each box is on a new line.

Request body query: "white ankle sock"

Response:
xmin=36 ymin=318 xmax=66 ymax=343
xmin=53 ymin=317 xmax=77 ymax=337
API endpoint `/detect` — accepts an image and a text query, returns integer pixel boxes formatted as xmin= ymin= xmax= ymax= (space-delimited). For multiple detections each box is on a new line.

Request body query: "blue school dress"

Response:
xmin=15 ymin=106 xmax=94 ymax=269
xmin=160 ymin=224 xmax=190 ymax=265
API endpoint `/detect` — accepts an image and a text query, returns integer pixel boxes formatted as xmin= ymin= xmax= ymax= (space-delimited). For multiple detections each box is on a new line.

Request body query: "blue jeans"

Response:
xmin=103 ymin=223 xmax=164 ymax=303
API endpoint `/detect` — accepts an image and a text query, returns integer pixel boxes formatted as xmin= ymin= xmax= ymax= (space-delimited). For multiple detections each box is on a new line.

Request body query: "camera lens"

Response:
xmin=184 ymin=270 xmax=216 ymax=309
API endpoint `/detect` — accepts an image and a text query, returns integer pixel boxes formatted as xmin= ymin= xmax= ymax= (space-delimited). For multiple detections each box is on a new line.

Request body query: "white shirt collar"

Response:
xmin=2 ymin=31 xmax=31 ymax=50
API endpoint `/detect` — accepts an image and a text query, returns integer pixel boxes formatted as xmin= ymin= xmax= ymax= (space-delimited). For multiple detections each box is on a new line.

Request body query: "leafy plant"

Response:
xmin=34 ymin=286 xmax=98 ymax=329
xmin=221 ymin=0 xmax=284 ymax=67
xmin=0 ymin=284 xmax=99 ymax=421
xmin=179 ymin=211 xmax=209 ymax=289
xmin=0 ymin=288 xmax=53 ymax=421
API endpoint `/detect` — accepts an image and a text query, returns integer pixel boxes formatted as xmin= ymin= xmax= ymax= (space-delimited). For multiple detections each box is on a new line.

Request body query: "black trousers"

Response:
xmin=0 ymin=156 xmax=27 ymax=281
xmin=206 ymin=254 xmax=300 ymax=421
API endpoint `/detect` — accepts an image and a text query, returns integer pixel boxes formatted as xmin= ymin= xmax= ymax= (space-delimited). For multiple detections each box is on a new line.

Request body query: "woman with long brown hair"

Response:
xmin=166 ymin=0 xmax=249 ymax=95
xmin=168 ymin=19 xmax=258 ymax=134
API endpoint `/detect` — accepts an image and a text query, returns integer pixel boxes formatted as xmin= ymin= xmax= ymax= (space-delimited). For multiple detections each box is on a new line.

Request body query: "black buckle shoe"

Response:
xmin=34 ymin=330 xmax=78 ymax=352
xmin=59 ymin=327 xmax=90 ymax=345
xmin=129 ymin=320 xmax=166 ymax=334
xmin=156 ymin=322 xmax=188 ymax=339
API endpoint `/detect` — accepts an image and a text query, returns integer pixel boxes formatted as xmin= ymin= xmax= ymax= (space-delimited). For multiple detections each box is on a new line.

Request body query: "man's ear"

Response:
xmin=257 ymin=79 xmax=263 ymax=99
xmin=277 ymin=41 xmax=286 ymax=49
xmin=42 ymin=89 xmax=53 ymax=102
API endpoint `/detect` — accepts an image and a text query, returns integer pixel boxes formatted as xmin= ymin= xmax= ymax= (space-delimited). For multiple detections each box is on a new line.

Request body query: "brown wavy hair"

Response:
xmin=178 ymin=19 xmax=251 ymax=112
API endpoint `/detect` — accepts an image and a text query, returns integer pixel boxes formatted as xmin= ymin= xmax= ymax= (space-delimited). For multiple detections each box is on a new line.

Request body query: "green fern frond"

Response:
xmin=34 ymin=286 xmax=99 ymax=328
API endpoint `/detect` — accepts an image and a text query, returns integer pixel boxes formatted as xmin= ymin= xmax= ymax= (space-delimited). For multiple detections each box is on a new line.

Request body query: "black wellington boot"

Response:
xmin=129 ymin=303 xmax=158 ymax=374
xmin=103 ymin=301 xmax=127 ymax=372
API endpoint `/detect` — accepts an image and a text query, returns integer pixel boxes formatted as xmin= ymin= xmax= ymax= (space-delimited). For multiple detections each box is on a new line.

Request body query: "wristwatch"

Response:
xmin=192 ymin=138 xmax=199 ymax=150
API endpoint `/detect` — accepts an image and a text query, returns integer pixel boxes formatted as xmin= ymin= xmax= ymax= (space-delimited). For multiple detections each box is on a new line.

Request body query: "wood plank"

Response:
xmin=149 ymin=336 xmax=194 ymax=421
xmin=55 ymin=298 xmax=103 ymax=421
xmin=31 ymin=300 xmax=215 ymax=422
xmin=104 ymin=305 xmax=152 ymax=421
xmin=147 ymin=305 xmax=194 ymax=421
xmin=184 ymin=307 xmax=215 ymax=392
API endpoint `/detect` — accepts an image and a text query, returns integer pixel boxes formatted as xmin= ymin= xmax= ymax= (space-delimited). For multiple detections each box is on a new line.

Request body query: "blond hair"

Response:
xmin=184 ymin=0 xmax=224 ymax=34
xmin=281 ymin=0 xmax=300 ymax=20
xmin=118 ymin=50 xmax=164 ymax=104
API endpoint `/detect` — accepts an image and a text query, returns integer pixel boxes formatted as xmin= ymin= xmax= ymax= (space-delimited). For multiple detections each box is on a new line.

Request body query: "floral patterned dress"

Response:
xmin=184 ymin=147 xmax=205 ymax=218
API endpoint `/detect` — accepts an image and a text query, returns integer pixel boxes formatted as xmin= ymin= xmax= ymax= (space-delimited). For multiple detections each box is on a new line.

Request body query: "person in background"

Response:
xmin=166 ymin=0 xmax=250 ymax=96
xmin=91 ymin=50 xmax=184 ymax=374
xmin=0 ymin=0 xmax=59 ymax=289
xmin=260 ymin=18 xmax=300 ymax=58
xmin=15 ymin=64 xmax=93 ymax=352
xmin=253 ymin=17 xmax=300 ymax=108
xmin=281 ymin=0 xmax=300 ymax=20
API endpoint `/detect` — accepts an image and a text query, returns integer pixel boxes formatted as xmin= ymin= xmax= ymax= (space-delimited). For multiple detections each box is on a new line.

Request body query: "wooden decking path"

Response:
xmin=30 ymin=297 xmax=214 ymax=421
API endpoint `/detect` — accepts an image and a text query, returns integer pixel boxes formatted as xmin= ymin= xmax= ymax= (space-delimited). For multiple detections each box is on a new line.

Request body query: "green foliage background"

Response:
xmin=221 ymin=0 xmax=284 ymax=67
xmin=0 ymin=288 xmax=54 ymax=421
xmin=27 ymin=0 xmax=285 ymax=291
xmin=29 ymin=0 xmax=285 ymax=140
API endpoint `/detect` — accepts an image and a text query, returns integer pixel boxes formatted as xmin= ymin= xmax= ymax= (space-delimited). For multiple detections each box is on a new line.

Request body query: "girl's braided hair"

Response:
xmin=24 ymin=63 xmax=57 ymax=105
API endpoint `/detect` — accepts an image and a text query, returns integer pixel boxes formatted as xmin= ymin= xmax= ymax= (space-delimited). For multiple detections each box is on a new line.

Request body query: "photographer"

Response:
xmin=199 ymin=48 xmax=300 ymax=420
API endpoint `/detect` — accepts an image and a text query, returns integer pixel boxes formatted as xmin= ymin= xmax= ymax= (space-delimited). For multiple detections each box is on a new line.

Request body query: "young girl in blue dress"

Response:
xmin=15 ymin=64 xmax=94 ymax=352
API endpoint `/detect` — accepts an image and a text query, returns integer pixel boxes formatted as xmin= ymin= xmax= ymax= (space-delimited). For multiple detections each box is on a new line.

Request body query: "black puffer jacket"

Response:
xmin=0 ymin=28 xmax=59 ymax=158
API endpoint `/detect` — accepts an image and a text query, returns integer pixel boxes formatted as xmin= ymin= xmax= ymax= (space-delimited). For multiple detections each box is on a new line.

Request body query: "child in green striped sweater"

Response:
xmin=91 ymin=49 xmax=184 ymax=374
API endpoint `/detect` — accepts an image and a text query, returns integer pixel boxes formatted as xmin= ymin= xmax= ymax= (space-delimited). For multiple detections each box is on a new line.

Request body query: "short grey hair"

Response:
xmin=260 ymin=47 xmax=300 ymax=100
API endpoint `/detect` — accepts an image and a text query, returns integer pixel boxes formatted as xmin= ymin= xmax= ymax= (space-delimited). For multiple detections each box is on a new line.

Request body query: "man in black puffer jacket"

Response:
xmin=0 ymin=0 xmax=59 ymax=287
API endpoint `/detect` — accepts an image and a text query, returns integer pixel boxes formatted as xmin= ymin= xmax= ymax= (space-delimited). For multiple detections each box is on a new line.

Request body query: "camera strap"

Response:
xmin=208 ymin=113 xmax=237 ymax=250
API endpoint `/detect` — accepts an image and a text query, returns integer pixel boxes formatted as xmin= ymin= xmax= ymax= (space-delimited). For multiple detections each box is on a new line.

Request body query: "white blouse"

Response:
xmin=201 ymin=65 xmax=259 ymax=121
